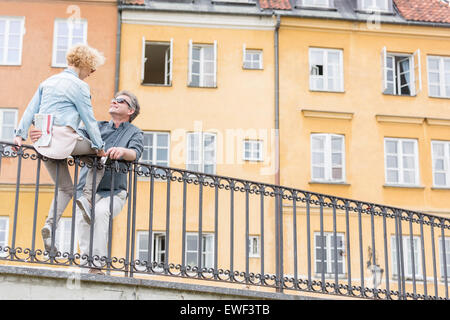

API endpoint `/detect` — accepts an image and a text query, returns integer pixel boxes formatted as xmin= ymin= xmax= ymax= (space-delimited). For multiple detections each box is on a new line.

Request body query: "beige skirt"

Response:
xmin=34 ymin=125 xmax=81 ymax=159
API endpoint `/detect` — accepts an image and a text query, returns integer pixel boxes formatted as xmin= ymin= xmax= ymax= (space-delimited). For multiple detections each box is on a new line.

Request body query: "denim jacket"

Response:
xmin=14 ymin=68 xmax=105 ymax=151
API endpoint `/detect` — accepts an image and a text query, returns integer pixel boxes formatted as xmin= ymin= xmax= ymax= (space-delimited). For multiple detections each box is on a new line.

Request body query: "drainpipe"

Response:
xmin=274 ymin=14 xmax=281 ymax=187
xmin=114 ymin=0 xmax=122 ymax=93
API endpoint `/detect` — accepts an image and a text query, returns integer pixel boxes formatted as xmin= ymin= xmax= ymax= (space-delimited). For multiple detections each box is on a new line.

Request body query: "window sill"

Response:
xmin=0 ymin=63 xmax=21 ymax=67
xmin=242 ymin=67 xmax=264 ymax=71
xmin=314 ymin=273 xmax=347 ymax=279
xmin=428 ymin=95 xmax=450 ymax=100
xmin=187 ymin=85 xmax=218 ymax=89
xmin=309 ymin=89 xmax=345 ymax=94
xmin=243 ymin=158 xmax=264 ymax=162
xmin=141 ymin=83 xmax=172 ymax=87
xmin=431 ymin=186 xmax=450 ymax=190
xmin=309 ymin=181 xmax=350 ymax=186
xmin=383 ymin=184 xmax=425 ymax=189
xmin=382 ymin=92 xmax=417 ymax=98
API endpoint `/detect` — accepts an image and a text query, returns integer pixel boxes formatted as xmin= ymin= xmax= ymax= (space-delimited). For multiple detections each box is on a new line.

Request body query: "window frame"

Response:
xmin=135 ymin=231 xmax=166 ymax=272
xmin=52 ymin=18 xmax=88 ymax=68
xmin=391 ymin=235 xmax=423 ymax=280
xmin=0 ymin=108 xmax=18 ymax=142
xmin=186 ymin=132 xmax=217 ymax=175
xmin=358 ymin=0 xmax=392 ymax=13
xmin=314 ymin=232 xmax=346 ymax=277
xmin=309 ymin=47 xmax=344 ymax=92
xmin=243 ymin=140 xmax=263 ymax=162
xmin=384 ymin=138 xmax=420 ymax=187
xmin=427 ymin=55 xmax=450 ymax=99
xmin=439 ymin=237 xmax=450 ymax=281
xmin=431 ymin=140 xmax=450 ymax=188
xmin=242 ymin=45 xmax=263 ymax=70
xmin=249 ymin=235 xmax=261 ymax=258
xmin=141 ymin=38 xmax=173 ymax=86
xmin=0 ymin=16 xmax=25 ymax=66
xmin=298 ymin=0 xmax=334 ymax=9
xmin=140 ymin=131 xmax=171 ymax=170
xmin=185 ymin=232 xmax=215 ymax=269
xmin=0 ymin=216 xmax=9 ymax=258
xmin=310 ymin=133 xmax=346 ymax=183
xmin=188 ymin=40 xmax=217 ymax=88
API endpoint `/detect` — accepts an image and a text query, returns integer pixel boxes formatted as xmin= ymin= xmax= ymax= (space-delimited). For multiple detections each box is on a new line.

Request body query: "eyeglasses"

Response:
xmin=112 ymin=97 xmax=134 ymax=109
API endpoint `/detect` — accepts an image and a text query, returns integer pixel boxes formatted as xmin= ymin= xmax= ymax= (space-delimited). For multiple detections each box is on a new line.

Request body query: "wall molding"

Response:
xmin=301 ymin=109 xmax=353 ymax=120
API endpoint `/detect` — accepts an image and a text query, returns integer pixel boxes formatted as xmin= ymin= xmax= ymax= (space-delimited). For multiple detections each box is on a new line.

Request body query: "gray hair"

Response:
xmin=115 ymin=90 xmax=140 ymax=123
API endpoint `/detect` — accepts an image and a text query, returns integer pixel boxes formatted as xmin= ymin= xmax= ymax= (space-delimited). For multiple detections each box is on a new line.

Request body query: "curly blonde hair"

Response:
xmin=66 ymin=44 xmax=105 ymax=70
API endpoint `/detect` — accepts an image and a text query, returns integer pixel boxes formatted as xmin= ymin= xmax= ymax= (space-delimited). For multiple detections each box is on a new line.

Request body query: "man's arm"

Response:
xmin=106 ymin=129 xmax=144 ymax=161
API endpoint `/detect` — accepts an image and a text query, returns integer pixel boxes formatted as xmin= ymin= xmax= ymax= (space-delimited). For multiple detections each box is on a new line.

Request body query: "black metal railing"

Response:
xmin=0 ymin=141 xmax=449 ymax=300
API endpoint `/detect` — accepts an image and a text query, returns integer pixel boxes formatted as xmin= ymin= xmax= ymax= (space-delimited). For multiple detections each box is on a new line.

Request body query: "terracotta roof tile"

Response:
xmin=259 ymin=0 xmax=292 ymax=10
xmin=394 ymin=0 xmax=450 ymax=23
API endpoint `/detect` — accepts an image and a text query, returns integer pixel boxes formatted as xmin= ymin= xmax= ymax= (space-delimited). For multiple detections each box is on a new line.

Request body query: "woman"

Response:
xmin=13 ymin=44 xmax=106 ymax=254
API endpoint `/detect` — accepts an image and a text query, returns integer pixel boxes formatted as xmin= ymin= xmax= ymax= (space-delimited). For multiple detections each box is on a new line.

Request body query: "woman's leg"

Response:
xmin=42 ymin=159 xmax=74 ymax=252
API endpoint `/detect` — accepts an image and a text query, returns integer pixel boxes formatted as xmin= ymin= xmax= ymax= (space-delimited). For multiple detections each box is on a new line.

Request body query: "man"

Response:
xmin=31 ymin=90 xmax=144 ymax=275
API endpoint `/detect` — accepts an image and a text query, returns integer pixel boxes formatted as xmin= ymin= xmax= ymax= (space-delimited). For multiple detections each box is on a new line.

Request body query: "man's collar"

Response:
xmin=108 ymin=120 xmax=130 ymax=129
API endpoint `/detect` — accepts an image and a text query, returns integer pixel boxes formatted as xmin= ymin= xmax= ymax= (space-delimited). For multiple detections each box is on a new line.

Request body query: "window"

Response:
xmin=186 ymin=132 xmax=216 ymax=175
xmin=243 ymin=45 xmax=263 ymax=70
xmin=381 ymin=48 xmax=421 ymax=96
xmin=188 ymin=41 xmax=217 ymax=88
xmin=314 ymin=232 xmax=345 ymax=276
xmin=428 ymin=56 xmax=450 ymax=98
xmin=140 ymin=132 xmax=170 ymax=176
xmin=439 ymin=237 xmax=450 ymax=280
xmin=136 ymin=232 xmax=166 ymax=264
xmin=249 ymin=235 xmax=260 ymax=258
xmin=298 ymin=0 xmax=334 ymax=8
xmin=185 ymin=233 xmax=214 ymax=269
xmin=309 ymin=48 xmax=343 ymax=92
xmin=384 ymin=138 xmax=420 ymax=186
xmin=243 ymin=140 xmax=263 ymax=161
xmin=358 ymin=0 xmax=391 ymax=12
xmin=0 ymin=109 xmax=17 ymax=141
xmin=52 ymin=19 xmax=87 ymax=67
xmin=391 ymin=236 xmax=422 ymax=279
xmin=431 ymin=141 xmax=450 ymax=188
xmin=311 ymin=134 xmax=345 ymax=183
xmin=0 ymin=217 xmax=9 ymax=258
xmin=141 ymin=38 xmax=173 ymax=85
xmin=0 ymin=17 xmax=25 ymax=65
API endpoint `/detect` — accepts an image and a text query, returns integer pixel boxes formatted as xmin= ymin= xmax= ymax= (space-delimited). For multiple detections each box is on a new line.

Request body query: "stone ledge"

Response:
xmin=0 ymin=265 xmax=321 ymax=300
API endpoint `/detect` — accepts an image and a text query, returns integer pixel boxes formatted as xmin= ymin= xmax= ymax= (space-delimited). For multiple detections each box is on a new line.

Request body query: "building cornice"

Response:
xmin=121 ymin=10 xmax=277 ymax=30
xmin=301 ymin=109 xmax=354 ymax=120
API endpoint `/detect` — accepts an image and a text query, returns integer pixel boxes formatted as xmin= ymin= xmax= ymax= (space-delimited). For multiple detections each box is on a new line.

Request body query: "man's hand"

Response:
xmin=106 ymin=147 xmax=136 ymax=161
xmin=30 ymin=129 xmax=42 ymax=143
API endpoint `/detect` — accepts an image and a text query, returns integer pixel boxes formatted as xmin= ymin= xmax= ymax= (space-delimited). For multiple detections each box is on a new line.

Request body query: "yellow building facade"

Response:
xmin=0 ymin=0 xmax=449 ymax=299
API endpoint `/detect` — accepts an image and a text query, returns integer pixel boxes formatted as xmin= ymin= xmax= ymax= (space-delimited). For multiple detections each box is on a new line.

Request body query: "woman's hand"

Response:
xmin=30 ymin=129 xmax=42 ymax=143
xmin=96 ymin=149 xmax=107 ymax=157
xmin=12 ymin=136 xmax=23 ymax=152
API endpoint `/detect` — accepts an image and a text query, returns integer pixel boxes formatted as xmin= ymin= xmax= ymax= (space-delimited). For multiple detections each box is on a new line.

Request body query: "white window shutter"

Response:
xmin=213 ymin=40 xmax=217 ymax=87
xmin=169 ymin=38 xmax=174 ymax=85
xmin=381 ymin=46 xmax=388 ymax=93
xmin=413 ymin=48 xmax=422 ymax=96
xmin=141 ymin=36 xmax=147 ymax=83
xmin=188 ymin=39 xmax=193 ymax=85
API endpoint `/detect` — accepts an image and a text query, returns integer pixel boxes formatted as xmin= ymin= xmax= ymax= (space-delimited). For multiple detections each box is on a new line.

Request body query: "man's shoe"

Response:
xmin=41 ymin=224 xmax=57 ymax=253
xmin=88 ymin=268 xmax=105 ymax=275
xmin=76 ymin=196 xmax=92 ymax=225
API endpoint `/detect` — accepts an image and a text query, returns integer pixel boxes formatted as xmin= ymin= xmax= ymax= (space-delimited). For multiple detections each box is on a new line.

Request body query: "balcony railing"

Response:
xmin=0 ymin=141 xmax=449 ymax=300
